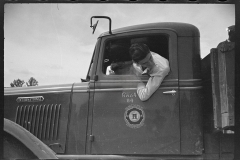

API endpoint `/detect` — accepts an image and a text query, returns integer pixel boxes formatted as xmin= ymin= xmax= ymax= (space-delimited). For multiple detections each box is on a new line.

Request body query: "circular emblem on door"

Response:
xmin=124 ymin=104 xmax=145 ymax=129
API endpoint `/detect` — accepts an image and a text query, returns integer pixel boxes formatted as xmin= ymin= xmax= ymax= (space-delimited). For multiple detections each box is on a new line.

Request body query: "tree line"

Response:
xmin=10 ymin=77 xmax=38 ymax=87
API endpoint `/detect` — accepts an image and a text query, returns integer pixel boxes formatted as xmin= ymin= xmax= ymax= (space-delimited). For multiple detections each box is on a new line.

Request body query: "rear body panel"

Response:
xmin=201 ymin=46 xmax=235 ymax=159
xmin=178 ymin=36 xmax=203 ymax=154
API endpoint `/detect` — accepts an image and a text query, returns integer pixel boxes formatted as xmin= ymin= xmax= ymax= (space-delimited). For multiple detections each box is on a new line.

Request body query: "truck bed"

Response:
xmin=201 ymin=45 xmax=235 ymax=130
xmin=201 ymin=44 xmax=235 ymax=160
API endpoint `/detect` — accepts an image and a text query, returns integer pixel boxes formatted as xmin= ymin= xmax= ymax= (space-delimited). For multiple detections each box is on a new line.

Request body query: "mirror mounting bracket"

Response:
xmin=90 ymin=16 xmax=112 ymax=34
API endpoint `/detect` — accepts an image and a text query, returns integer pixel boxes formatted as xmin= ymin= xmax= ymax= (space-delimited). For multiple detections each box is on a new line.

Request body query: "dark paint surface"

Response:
xmin=91 ymin=81 xmax=180 ymax=154
xmin=179 ymin=89 xmax=203 ymax=155
xmin=91 ymin=28 xmax=181 ymax=154
xmin=4 ymin=82 xmax=89 ymax=154
xmin=4 ymin=118 xmax=57 ymax=159
xmin=4 ymin=93 xmax=70 ymax=153
xmin=65 ymin=90 xmax=89 ymax=154
xmin=99 ymin=22 xmax=200 ymax=38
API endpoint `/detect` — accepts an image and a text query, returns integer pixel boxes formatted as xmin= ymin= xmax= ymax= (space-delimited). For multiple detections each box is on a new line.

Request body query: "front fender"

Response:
xmin=4 ymin=118 xmax=58 ymax=159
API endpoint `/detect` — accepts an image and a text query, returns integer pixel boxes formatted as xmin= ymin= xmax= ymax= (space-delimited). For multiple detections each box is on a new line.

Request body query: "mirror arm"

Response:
xmin=90 ymin=16 xmax=112 ymax=34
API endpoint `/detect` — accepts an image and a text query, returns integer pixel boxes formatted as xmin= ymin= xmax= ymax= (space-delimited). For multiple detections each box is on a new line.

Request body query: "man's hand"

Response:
xmin=142 ymin=69 xmax=150 ymax=76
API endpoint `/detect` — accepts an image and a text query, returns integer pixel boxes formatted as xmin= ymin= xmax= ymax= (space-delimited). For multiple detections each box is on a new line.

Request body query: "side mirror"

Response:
xmin=90 ymin=16 xmax=112 ymax=35
xmin=91 ymin=20 xmax=99 ymax=34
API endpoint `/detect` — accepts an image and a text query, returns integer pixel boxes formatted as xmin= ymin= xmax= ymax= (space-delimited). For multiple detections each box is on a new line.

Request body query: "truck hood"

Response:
xmin=4 ymin=82 xmax=89 ymax=95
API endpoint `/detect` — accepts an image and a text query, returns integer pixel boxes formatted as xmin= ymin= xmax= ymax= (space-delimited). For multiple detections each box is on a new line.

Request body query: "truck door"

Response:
xmin=91 ymin=30 xmax=179 ymax=154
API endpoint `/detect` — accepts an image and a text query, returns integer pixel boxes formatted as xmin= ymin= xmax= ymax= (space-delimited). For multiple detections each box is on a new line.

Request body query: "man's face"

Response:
xmin=137 ymin=53 xmax=155 ymax=70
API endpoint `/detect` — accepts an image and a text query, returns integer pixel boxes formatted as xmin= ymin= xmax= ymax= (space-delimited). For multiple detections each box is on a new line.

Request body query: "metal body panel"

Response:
xmin=84 ymin=38 xmax=102 ymax=154
xmin=201 ymin=53 xmax=216 ymax=132
xmin=65 ymin=83 xmax=90 ymax=154
xmin=56 ymin=154 xmax=203 ymax=159
xmin=179 ymin=88 xmax=203 ymax=155
xmin=220 ymin=134 xmax=234 ymax=158
xmin=177 ymin=33 xmax=203 ymax=154
xmin=99 ymin=22 xmax=200 ymax=38
xmin=203 ymin=133 xmax=220 ymax=155
xmin=91 ymin=29 xmax=180 ymax=154
xmin=3 ymin=83 xmax=90 ymax=153
xmin=4 ymin=83 xmax=74 ymax=95
xmin=92 ymin=81 xmax=180 ymax=154
xmin=72 ymin=82 xmax=89 ymax=92
xmin=202 ymin=132 xmax=234 ymax=160
xmin=4 ymin=93 xmax=70 ymax=153
xmin=178 ymin=37 xmax=201 ymax=80
xmin=4 ymin=118 xmax=57 ymax=159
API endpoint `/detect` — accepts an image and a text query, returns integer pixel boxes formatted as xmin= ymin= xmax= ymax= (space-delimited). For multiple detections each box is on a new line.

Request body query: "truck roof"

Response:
xmin=99 ymin=22 xmax=200 ymax=37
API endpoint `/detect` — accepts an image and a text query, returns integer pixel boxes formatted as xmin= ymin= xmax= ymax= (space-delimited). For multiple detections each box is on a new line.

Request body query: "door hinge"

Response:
xmin=89 ymin=135 xmax=94 ymax=142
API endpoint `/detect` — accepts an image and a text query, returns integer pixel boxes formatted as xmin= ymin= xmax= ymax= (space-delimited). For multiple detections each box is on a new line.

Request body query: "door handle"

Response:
xmin=163 ymin=90 xmax=177 ymax=96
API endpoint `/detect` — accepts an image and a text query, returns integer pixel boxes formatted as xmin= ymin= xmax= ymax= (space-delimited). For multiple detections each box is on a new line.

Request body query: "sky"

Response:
xmin=4 ymin=4 xmax=235 ymax=87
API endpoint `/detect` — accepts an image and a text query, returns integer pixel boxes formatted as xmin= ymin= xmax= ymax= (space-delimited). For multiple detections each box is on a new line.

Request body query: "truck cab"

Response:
xmin=4 ymin=18 xmax=234 ymax=159
xmin=85 ymin=22 xmax=202 ymax=155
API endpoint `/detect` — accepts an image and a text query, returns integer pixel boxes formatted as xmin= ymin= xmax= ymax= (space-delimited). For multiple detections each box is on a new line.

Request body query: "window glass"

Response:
xmin=102 ymin=35 xmax=169 ymax=75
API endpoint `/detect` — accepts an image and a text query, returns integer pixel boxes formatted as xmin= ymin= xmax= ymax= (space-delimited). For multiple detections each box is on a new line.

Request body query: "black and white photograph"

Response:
xmin=3 ymin=2 xmax=238 ymax=159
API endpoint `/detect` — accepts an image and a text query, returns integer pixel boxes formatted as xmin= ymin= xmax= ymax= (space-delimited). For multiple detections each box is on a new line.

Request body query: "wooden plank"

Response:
xmin=210 ymin=49 xmax=222 ymax=129
xmin=217 ymin=42 xmax=235 ymax=128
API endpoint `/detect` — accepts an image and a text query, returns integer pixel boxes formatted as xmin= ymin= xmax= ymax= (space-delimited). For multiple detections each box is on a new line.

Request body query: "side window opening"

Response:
xmin=102 ymin=35 xmax=169 ymax=75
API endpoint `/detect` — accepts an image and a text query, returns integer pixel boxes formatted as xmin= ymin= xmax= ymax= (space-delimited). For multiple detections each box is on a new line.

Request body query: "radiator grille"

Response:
xmin=15 ymin=104 xmax=61 ymax=141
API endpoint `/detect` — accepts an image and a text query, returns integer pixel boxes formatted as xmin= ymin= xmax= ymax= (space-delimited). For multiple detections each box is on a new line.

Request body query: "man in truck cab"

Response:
xmin=106 ymin=44 xmax=137 ymax=75
xmin=129 ymin=43 xmax=170 ymax=101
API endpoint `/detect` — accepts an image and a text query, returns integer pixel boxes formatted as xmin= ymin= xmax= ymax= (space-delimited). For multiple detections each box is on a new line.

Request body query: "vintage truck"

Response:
xmin=4 ymin=16 xmax=235 ymax=159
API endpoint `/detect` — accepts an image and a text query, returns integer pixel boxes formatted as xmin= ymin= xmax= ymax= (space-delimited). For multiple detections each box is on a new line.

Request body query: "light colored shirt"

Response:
xmin=133 ymin=52 xmax=170 ymax=101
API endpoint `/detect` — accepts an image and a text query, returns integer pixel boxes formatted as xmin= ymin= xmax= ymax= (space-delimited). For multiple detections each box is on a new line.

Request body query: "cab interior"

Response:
xmin=102 ymin=35 xmax=169 ymax=75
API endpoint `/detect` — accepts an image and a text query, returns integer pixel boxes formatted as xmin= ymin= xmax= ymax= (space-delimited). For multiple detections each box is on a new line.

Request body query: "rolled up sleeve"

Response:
xmin=137 ymin=65 xmax=170 ymax=101
xmin=137 ymin=76 xmax=165 ymax=101
xmin=135 ymin=52 xmax=170 ymax=101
